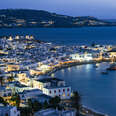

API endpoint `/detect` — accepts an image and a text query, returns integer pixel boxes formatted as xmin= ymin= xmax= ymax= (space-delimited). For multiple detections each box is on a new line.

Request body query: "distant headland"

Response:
xmin=0 ymin=9 xmax=116 ymax=28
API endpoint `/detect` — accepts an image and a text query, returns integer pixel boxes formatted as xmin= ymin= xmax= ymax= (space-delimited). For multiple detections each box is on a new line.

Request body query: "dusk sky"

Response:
xmin=0 ymin=0 xmax=116 ymax=19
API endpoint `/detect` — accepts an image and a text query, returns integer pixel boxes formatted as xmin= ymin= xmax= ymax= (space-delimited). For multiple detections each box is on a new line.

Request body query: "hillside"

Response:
xmin=0 ymin=9 xmax=115 ymax=28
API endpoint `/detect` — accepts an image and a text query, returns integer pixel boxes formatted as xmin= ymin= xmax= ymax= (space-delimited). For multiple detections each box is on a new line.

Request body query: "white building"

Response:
xmin=0 ymin=87 xmax=12 ymax=97
xmin=0 ymin=105 xmax=20 ymax=116
xmin=37 ymin=78 xmax=71 ymax=99
xmin=70 ymin=53 xmax=93 ymax=61
xmin=43 ymin=86 xmax=71 ymax=99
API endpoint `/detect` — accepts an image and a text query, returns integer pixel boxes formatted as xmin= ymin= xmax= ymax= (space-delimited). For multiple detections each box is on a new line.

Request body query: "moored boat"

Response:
xmin=107 ymin=63 xmax=116 ymax=70
xmin=93 ymin=63 xmax=100 ymax=68
xmin=101 ymin=71 xmax=108 ymax=75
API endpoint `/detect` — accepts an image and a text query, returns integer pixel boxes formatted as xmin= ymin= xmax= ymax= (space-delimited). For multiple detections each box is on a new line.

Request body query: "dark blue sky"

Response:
xmin=0 ymin=0 xmax=116 ymax=19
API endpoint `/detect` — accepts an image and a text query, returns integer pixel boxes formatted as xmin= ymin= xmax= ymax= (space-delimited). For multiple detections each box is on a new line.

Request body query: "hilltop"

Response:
xmin=0 ymin=9 xmax=115 ymax=28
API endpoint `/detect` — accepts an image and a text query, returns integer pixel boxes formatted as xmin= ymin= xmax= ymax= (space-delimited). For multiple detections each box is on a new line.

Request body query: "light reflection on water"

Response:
xmin=68 ymin=67 xmax=71 ymax=72
xmin=55 ymin=63 xmax=116 ymax=116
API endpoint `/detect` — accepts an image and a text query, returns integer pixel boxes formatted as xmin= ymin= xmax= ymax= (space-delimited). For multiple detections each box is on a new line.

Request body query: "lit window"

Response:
xmin=67 ymin=93 xmax=70 ymax=96
xmin=63 ymin=93 xmax=65 ymax=97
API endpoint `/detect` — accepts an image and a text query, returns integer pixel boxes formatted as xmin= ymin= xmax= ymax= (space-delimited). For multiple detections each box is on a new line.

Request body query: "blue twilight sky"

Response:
xmin=0 ymin=0 xmax=116 ymax=19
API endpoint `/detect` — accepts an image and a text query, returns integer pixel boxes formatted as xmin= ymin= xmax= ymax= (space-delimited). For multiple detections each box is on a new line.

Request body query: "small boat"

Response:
xmin=93 ymin=63 xmax=99 ymax=68
xmin=107 ymin=63 xmax=116 ymax=71
xmin=101 ymin=71 xmax=108 ymax=75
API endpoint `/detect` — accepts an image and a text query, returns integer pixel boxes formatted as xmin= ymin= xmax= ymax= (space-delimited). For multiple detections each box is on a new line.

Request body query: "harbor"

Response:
xmin=54 ymin=62 xmax=116 ymax=116
xmin=0 ymin=34 xmax=116 ymax=116
xmin=0 ymin=0 xmax=116 ymax=115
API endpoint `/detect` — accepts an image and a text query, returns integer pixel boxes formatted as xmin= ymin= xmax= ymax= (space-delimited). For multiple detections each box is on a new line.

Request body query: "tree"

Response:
xmin=71 ymin=91 xmax=81 ymax=110
xmin=43 ymin=100 xmax=49 ymax=109
xmin=33 ymin=100 xmax=42 ymax=112
xmin=27 ymin=99 xmax=42 ymax=113
xmin=16 ymin=94 xmax=21 ymax=107
xmin=7 ymin=76 xmax=14 ymax=82
xmin=0 ymin=96 xmax=7 ymax=106
xmin=49 ymin=96 xmax=61 ymax=109
xmin=11 ymin=93 xmax=21 ymax=107
xmin=20 ymin=107 xmax=32 ymax=116
xmin=0 ymin=70 xmax=4 ymax=86
xmin=0 ymin=76 xmax=4 ymax=86
xmin=27 ymin=99 xmax=33 ymax=109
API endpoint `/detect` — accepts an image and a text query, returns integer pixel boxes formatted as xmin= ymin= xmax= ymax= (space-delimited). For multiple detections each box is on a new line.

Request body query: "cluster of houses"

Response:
xmin=18 ymin=75 xmax=72 ymax=100
xmin=0 ymin=105 xmax=20 ymax=116
xmin=0 ymin=35 xmax=116 ymax=116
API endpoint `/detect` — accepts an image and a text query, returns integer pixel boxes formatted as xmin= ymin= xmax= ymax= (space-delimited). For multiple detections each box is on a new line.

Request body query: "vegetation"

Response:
xmin=27 ymin=99 xmax=42 ymax=112
xmin=20 ymin=96 xmax=61 ymax=116
xmin=43 ymin=100 xmax=49 ymax=109
xmin=0 ymin=76 xmax=4 ymax=86
xmin=0 ymin=70 xmax=4 ymax=86
xmin=71 ymin=91 xmax=81 ymax=110
xmin=49 ymin=96 xmax=61 ymax=109
xmin=10 ymin=93 xmax=21 ymax=107
xmin=7 ymin=76 xmax=14 ymax=82
xmin=0 ymin=9 xmax=112 ymax=28
xmin=0 ymin=96 xmax=8 ymax=106
xmin=20 ymin=107 xmax=33 ymax=116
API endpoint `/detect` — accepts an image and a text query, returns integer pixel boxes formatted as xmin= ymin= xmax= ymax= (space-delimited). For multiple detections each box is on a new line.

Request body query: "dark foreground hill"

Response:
xmin=0 ymin=9 xmax=115 ymax=28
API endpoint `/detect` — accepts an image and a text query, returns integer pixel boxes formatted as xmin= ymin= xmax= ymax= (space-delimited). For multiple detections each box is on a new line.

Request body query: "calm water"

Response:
xmin=0 ymin=27 xmax=116 ymax=115
xmin=0 ymin=27 xmax=116 ymax=45
xmin=55 ymin=63 xmax=116 ymax=116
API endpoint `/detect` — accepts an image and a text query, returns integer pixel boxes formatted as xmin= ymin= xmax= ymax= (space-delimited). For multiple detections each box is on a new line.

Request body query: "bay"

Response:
xmin=55 ymin=63 xmax=116 ymax=116
xmin=0 ymin=27 xmax=116 ymax=45
xmin=0 ymin=27 xmax=116 ymax=116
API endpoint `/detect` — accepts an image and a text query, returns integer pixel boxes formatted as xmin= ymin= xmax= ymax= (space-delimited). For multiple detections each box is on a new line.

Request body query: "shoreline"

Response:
xmin=1 ymin=26 xmax=116 ymax=30
xmin=42 ymin=59 xmax=111 ymax=116
xmin=80 ymin=105 xmax=108 ymax=116
xmin=44 ymin=59 xmax=111 ymax=76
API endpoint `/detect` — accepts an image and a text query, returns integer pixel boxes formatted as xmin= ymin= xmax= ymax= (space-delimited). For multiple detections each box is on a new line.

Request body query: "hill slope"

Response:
xmin=0 ymin=9 xmax=114 ymax=28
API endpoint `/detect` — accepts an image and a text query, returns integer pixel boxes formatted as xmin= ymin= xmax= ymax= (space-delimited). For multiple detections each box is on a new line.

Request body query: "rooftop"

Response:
xmin=38 ymin=78 xmax=64 ymax=83
xmin=34 ymin=108 xmax=76 ymax=116
xmin=34 ymin=108 xmax=59 ymax=116
xmin=23 ymin=89 xmax=42 ymax=93
xmin=45 ymin=85 xmax=70 ymax=89
xmin=0 ymin=105 xmax=14 ymax=110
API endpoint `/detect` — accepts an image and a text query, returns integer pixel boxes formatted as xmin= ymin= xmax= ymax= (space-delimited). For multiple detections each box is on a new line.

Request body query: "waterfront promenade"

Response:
xmin=43 ymin=58 xmax=112 ymax=76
